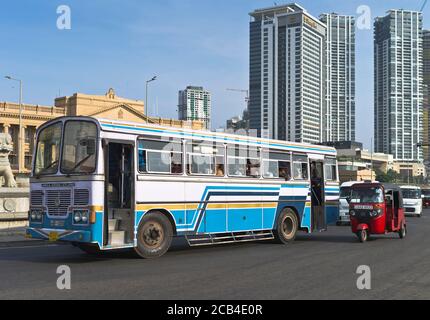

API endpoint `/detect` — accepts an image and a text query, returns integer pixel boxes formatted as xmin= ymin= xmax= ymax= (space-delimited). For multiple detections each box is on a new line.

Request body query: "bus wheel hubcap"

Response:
xmin=142 ymin=222 xmax=164 ymax=248
xmin=281 ymin=216 xmax=294 ymax=239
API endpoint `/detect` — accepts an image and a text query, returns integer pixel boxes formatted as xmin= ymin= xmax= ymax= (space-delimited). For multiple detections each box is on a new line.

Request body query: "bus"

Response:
xmin=26 ymin=116 xmax=340 ymax=258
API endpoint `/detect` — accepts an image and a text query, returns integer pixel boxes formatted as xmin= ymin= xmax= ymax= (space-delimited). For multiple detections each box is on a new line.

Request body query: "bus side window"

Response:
xmin=227 ymin=145 xmax=260 ymax=178
xmin=292 ymin=154 xmax=308 ymax=180
xmin=262 ymin=149 xmax=291 ymax=180
xmin=138 ymin=139 xmax=183 ymax=175
xmin=138 ymin=149 xmax=146 ymax=172
xmin=324 ymin=157 xmax=337 ymax=181
xmin=187 ymin=141 xmax=224 ymax=176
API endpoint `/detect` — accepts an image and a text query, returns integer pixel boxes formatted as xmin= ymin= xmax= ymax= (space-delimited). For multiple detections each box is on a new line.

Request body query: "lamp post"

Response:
xmin=145 ymin=76 xmax=157 ymax=121
xmin=4 ymin=76 xmax=23 ymax=174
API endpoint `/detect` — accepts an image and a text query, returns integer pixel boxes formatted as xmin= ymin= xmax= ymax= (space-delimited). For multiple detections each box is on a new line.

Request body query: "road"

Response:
xmin=1 ymin=210 xmax=430 ymax=300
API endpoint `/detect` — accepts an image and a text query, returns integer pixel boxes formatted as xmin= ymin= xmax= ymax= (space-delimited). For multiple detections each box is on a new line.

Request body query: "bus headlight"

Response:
xmin=30 ymin=210 xmax=43 ymax=223
xmin=73 ymin=211 xmax=82 ymax=223
xmin=73 ymin=210 xmax=89 ymax=224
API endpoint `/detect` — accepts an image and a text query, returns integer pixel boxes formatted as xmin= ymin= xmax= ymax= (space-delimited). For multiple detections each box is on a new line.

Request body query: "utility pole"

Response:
xmin=145 ymin=76 xmax=157 ymax=122
xmin=4 ymin=76 xmax=23 ymax=174
xmin=370 ymin=138 xmax=374 ymax=181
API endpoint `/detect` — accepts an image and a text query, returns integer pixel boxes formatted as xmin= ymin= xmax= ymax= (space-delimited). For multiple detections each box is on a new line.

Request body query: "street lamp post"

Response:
xmin=4 ymin=76 xmax=23 ymax=174
xmin=145 ymin=76 xmax=157 ymax=122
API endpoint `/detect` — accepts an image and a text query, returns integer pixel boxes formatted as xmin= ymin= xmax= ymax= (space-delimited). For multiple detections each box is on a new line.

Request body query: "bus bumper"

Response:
xmin=26 ymin=227 xmax=92 ymax=243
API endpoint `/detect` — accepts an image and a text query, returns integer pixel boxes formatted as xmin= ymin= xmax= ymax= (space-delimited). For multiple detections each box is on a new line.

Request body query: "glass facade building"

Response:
xmin=249 ymin=4 xmax=326 ymax=144
xmin=374 ymin=10 xmax=423 ymax=161
xmin=320 ymin=13 xmax=356 ymax=143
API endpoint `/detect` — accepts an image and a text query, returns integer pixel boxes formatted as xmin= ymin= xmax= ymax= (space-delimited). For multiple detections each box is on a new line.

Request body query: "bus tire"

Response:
xmin=135 ymin=211 xmax=173 ymax=259
xmin=274 ymin=208 xmax=298 ymax=244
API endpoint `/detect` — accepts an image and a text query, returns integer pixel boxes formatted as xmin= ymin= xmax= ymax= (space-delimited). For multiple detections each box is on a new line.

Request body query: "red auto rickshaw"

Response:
xmin=422 ymin=189 xmax=430 ymax=208
xmin=349 ymin=183 xmax=407 ymax=242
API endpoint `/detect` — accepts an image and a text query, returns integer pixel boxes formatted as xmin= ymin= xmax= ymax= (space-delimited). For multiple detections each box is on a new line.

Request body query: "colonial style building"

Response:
xmin=0 ymin=88 xmax=205 ymax=175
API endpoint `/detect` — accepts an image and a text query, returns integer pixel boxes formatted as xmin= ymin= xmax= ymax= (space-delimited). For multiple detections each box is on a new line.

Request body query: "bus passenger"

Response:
xmin=216 ymin=164 xmax=224 ymax=177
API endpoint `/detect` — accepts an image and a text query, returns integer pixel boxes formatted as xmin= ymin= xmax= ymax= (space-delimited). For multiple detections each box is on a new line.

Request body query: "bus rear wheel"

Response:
xmin=135 ymin=211 xmax=173 ymax=259
xmin=274 ymin=208 xmax=298 ymax=244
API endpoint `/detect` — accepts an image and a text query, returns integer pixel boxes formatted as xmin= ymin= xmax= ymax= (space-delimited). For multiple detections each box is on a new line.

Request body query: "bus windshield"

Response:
xmin=61 ymin=121 xmax=97 ymax=174
xmin=34 ymin=122 xmax=62 ymax=176
xmin=401 ymin=189 xmax=421 ymax=199
xmin=350 ymin=187 xmax=384 ymax=204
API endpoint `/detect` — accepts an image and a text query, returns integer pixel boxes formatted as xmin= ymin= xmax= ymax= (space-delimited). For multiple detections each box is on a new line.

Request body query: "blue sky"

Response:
xmin=1 ymin=0 xmax=429 ymax=148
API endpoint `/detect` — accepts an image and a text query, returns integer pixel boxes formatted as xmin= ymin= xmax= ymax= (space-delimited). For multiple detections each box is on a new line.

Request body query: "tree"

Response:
xmin=376 ymin=169 xmax=400 ymax=183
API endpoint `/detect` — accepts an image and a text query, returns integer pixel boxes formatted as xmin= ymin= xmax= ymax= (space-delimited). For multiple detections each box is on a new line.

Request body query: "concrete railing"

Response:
xmin=0 ymin=187 xmax=29 ymax=222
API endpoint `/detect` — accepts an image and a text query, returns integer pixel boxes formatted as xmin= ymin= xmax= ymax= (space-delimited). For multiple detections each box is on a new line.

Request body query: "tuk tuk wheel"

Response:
xmin=357 ymin=230 xmax=368 ymax=243
xmin=399 ymin=224 xmax=407 ymax=239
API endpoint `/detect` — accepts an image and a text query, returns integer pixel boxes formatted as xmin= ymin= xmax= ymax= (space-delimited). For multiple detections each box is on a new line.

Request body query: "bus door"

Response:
xmin=309 ymin=159 xmax=326 ymax=231
xmin=103 ymin=140 xmax=135 ymax=247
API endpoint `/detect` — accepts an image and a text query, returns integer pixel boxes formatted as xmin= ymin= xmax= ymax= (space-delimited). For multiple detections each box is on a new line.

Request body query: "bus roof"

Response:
xmin=36 ymin=116 xmax=337 ymax=156
xmin=95 ymin=117 xmax=337 ymax=156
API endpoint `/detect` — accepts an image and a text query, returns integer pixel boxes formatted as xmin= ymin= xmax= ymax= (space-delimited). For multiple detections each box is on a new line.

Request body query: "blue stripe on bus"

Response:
xmin=101 ymin=123 xmax=336 ymax=154
xmin=134 ymin=185 xmax=339 ymax=236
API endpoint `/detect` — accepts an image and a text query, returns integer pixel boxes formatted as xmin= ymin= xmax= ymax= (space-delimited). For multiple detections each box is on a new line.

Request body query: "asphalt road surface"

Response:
xmin=1 ymin=210 xmax=430 ymax=300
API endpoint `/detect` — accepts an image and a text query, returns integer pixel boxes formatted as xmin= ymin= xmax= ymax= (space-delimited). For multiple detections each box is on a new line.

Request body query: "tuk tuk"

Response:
xmin=422 ymin=188 xmax=430 ymax=208
xmin=349 ymin=183 xmax=406 ymax=242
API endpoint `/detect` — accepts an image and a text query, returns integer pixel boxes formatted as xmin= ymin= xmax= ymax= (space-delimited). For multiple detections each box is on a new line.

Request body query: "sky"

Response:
xmin=0 ymin=0 xmax=429 ymax=148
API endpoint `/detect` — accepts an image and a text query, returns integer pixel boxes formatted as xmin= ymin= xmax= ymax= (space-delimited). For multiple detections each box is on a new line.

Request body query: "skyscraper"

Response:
xmin=178 ymin=86 xmax=211 ymax=130
xmin=249 ymin=4 xmax=326 ymax=143
xmin=374 ymin=10 xmax=423 ymax=161
xmin=422 ymin=30 xmax=430 ymax=166
xmin=320 ymin=13 xmax=356 ymax=143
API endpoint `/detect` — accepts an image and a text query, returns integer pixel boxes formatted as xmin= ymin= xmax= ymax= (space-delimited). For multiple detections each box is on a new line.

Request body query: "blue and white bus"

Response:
xmin=27 ymin=116 xmax=339 ymax=258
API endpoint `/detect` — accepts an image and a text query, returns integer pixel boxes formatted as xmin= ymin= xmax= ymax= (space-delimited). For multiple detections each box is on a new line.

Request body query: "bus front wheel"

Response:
xmin=274 ymin=208 xmax=298 ymax=244
xmin=135 ymin=211 xmax=173 ymax=259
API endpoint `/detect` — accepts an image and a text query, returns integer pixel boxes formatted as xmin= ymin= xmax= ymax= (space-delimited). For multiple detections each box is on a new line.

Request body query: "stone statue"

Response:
xmin=0 ymin=133 xmax=17 ymax=188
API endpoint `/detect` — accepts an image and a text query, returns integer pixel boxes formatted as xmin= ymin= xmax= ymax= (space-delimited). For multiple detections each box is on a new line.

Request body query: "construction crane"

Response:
xmin=421 ymin=0 xmax=428 ymax=11
xmin=226 ymin=88 xmax=249 ymax=108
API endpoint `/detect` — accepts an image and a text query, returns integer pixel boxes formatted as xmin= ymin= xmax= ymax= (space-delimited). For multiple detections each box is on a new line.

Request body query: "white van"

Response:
xmin=337 ymin=181 xmax=365 ymax=225
xmin=400 ymin=185 xmax=423 ymax=217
